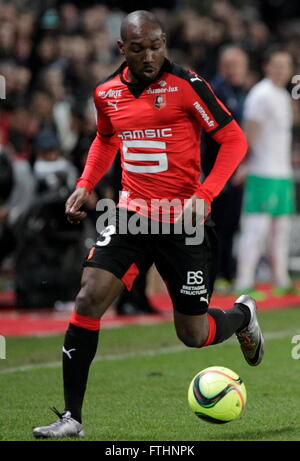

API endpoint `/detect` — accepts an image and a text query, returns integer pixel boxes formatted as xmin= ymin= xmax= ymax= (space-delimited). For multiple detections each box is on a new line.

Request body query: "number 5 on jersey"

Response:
xmin=123 ymin=140 xmax=168 ymax=173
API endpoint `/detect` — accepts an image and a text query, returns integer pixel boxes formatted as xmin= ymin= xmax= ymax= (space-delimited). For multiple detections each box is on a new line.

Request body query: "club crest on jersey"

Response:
xmin=155 ymin=95 xmax=166 ymax=109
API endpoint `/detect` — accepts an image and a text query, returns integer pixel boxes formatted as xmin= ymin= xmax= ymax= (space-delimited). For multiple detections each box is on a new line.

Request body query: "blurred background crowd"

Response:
xmin=0 ymin=0 xmax=300 ymax=312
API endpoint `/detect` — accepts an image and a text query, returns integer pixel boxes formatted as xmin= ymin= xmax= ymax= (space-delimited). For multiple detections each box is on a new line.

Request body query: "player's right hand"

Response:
xmin=175 ymin=195 xmax=210 ymax=226
xmin=65 ymin=187 xmax=89 ymax=224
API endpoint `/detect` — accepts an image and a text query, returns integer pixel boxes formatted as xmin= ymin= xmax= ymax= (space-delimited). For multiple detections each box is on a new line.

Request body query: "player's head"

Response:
xmin=218 ymin=46 xmax=249 ymax=87
xmin=264 ymin=49 xmax=293 ymax=87
xmin=117 ymin=10 xmax=166 ymax=83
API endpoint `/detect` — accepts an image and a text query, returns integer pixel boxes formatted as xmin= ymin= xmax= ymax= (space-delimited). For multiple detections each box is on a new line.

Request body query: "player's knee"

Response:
xmin=176 ymin=329 xmax=207 ymax=348
xmin=75 ymin=282 xmax=106 ymax=318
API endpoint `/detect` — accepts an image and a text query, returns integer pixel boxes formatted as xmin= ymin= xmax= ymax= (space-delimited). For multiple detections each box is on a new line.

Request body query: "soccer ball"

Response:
xmin=188 ymin=366 xmax=247 ymax=424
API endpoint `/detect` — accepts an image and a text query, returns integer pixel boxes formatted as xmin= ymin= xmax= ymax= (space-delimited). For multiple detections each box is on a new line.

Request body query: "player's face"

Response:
xmin=118 ymin=26 xmax=166 ymax=83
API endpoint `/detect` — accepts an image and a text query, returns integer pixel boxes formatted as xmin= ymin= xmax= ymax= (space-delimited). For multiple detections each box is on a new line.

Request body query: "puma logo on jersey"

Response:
xmin=190 ymin=75 xmax=202 ymax=83
xmin=62 ymin=346 xmax=76 ymax=359
xmin=107 ymin=100 xmax=119 ymax=111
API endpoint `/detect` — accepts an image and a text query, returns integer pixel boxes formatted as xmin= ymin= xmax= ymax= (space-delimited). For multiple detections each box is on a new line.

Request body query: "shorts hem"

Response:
xmin=83 ymin=261 xmax=123 ymax=281
xmin=173 ymin=305 xmax=208 ymax=315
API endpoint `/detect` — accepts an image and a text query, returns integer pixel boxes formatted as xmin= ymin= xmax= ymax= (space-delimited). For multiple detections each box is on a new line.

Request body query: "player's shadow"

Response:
xmin=210 ymin=425 xmax=297 ymax=441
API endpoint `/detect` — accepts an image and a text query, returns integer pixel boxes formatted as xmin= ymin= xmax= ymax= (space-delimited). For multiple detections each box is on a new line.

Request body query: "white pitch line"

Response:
xmin=0 ymin=344 xmax=186 ymax=374
xmin=0 ymin=329 xmax=299 ymax=375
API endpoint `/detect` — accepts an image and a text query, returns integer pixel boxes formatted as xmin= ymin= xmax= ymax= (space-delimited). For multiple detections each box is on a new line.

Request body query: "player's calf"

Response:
xmin=173 ymin=310 xmax=209 ymax=348
xmin=176 ymin=329 xmax=208 ymax=348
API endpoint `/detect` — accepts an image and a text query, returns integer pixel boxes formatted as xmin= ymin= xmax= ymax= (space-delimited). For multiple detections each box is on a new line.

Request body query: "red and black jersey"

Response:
xmin=77 ymin=59 xmax=247 ymax=221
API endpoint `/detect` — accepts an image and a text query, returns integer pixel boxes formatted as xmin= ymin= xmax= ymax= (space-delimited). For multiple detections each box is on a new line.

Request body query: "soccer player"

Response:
xmin=33 ymin=10 xmax=264 ymax=439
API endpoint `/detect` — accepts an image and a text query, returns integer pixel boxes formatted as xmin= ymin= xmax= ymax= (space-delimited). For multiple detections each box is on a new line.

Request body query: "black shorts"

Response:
xmin=84 ymin=208 xmax=218 ymax=315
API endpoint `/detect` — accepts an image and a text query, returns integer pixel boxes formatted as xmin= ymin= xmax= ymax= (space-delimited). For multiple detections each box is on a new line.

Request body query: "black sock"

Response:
xmin=208 ymin=303 xmax=250 ymax=345
xmin=63 ymin=323 xmax=99 ymax=423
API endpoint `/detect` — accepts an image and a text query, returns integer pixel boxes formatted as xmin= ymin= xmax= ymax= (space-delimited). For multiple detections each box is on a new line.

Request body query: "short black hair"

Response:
xmin=120 ymin=10 xmax=164 ymax=41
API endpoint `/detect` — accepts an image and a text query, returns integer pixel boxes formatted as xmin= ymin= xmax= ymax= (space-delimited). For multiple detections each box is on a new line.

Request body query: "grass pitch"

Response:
xmin=1 ymin=307 xmax=300 ymax=441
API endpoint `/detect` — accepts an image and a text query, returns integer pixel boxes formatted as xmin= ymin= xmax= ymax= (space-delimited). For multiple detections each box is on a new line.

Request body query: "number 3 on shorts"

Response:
xmin=96 ymin=225 xmax=116 ymax=247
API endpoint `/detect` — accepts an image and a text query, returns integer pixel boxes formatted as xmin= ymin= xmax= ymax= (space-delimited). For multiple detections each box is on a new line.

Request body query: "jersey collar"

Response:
xmin=119 ymin=58 xmax=171 ymax=98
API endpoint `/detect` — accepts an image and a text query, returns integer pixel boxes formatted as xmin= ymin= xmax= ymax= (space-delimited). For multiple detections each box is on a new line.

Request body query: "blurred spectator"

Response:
xmin=0 ymin=143 xmax=35 ymax=270
xmin=15 ymin=129 xmax=83 ymax=308
xmin=59 ymin=3 xmax=80 ymax=35
xmin=235 ymin=50 xmax=296 ymax=296
xmin=29 ymin=89 xmax=59 ymax=144
xmin=33 ymin=129 xmax=77 ymax=191
xmin=0 ymin=146 xmax=15 ymax=267
xmin=202 ymin=45 xmax=249 ymax=293
xmin=0 ymin=20 xmax=16 ymax=60
xmin=38 ymin=66 xmax=77 ymax=155
xmin=69 ymin=104 xmax=95 ymax=173
xmin=169 ymin=11 xmax=228 ymax=79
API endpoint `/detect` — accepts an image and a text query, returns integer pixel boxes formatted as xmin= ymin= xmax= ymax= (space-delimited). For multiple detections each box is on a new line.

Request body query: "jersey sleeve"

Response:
xmin=93 ymin=86 xmax=116 ymax=137
xmin=183 ymin=72 xmax=233 ymax=134
xmin=76 ymin=89 xmax=120 ymax=193
xmin=195 ymin=120 xmax=248 ymax=203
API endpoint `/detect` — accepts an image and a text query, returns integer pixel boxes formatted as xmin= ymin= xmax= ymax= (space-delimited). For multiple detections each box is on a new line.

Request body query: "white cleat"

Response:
xmin=33 ymin=408 xmax=84 ymax=439
xmin=235 ymin=295 xmax=265 ymax=366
